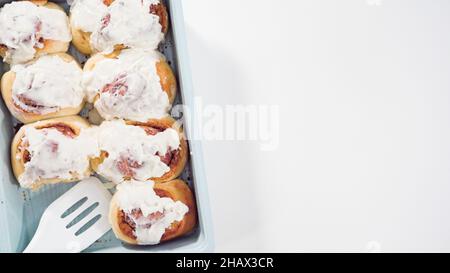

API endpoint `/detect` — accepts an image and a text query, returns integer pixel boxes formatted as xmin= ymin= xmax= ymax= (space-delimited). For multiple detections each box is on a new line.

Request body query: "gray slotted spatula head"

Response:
xmin=23 ymin=177 xmax=112 ymax=253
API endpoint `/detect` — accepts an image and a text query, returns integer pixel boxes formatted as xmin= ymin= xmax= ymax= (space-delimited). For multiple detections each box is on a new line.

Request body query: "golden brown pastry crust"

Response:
xmin=90 ymin=116 xmax=188 ymax=183
xmin=0 ymin=1 xmax=71 ymax=64
xmin=11 ymin=116 xmax=93 ymax=190
xmin=70 ymin=0 xmax=169 ymax=55
xmin=70 ymin=27 xmax=93 ymax=56
xmin=1 ymin=53 xmax=85 ymax=124
xmin=155 ymin=60 xmax=177 ymax=105
xmin=109 ymin=179 xmax=197 ymax=245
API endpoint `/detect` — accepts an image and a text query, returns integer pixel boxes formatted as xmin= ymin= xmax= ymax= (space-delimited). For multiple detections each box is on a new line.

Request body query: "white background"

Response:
xmin=182 ymin=0 xmax=450 ymax=252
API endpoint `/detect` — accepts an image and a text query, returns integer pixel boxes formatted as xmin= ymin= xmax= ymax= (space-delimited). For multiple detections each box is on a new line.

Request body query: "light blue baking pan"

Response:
xmin=0 ymin=0 xmax=214 ymax=253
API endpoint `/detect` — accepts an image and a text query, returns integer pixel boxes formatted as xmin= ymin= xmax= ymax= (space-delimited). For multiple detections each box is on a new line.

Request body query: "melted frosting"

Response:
xmin=69 ymin=0 xmax=108 ymax=34
xmin=115 ymin=180 xmax=188 ymax=245
xmin=0 ymin=1 xmax=71 ymax=64
xmin=11 ymin=55 xmax=84 ymax=115
xmin=96 ymin=119 xmax=180 ymax=184
xmin=70 ymin=0 xmax=164 ymax=53
xmin=18 ymin=123 xmax=99 ymax=188
xmin=82 ymin=49 xmax=171 ymax=122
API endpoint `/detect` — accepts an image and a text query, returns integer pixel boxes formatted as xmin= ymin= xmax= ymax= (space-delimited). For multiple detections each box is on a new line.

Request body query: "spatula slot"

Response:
xmin=60 ymin=196 xmax=88 ymax=219
xmin=75 ymin=214 xmax=102 ymax=236
xmin=65 ymin=202 xmax=99 ymax=229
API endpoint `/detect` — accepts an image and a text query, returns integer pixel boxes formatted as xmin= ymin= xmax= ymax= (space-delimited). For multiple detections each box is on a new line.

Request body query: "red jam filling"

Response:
xmin=118 ymin=190 xmax=171 ymax=239
xmin=149 ymin=3 xmax=168 ymax=33
xmin=100 ymin=13 xmax=111 ymax=30
xmin=101 ymin=74 xmax=128 ymax=96
xmin=116 ymin=156 xmax=142 ymax=178
xmin=14 ymin=94 xmax=52 ymax=114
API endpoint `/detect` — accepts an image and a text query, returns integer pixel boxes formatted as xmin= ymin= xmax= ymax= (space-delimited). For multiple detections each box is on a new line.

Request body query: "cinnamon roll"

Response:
xmin=90 ymin=117 xmax=188 ymax=184
xmin=69 ymin=0 xmax=169 ymax=55
xmin=0 ymin=0 xmax=71 ymax=65
xmin=1 ymin=53 xmax=84 ymax=124
xmin=82 ymin=49 xmax=176 ymax=122
xmin=11 ymin=116 xmax=99 ymax=190
xmin=109 ymin=179 xmax=197 ymax=245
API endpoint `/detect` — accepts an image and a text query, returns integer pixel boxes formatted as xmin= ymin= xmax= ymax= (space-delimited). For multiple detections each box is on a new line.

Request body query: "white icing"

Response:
xmin=114 ymin=180 xmax=188 ymax=245
xmin=18 ymin=123 xmax=99 ymax=189
xmin=0 ymin=1 xmax=71 ymax=64
xmin=96 ymin=119 xmax=180 ymax=184
xmin=69 ymin=0 xmax=107 ymax=34
xmin=70 ymin=0 xmax=164 ymax=53
xmin=82 ymin=49 xmax=171 ymax=122
xmin=11 ymin=55 xmax=84 ymax=115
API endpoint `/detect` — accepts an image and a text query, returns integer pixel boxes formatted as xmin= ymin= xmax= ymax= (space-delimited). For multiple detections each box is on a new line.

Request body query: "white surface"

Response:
xmin=182 ymin=0 xmax=450 ymax=252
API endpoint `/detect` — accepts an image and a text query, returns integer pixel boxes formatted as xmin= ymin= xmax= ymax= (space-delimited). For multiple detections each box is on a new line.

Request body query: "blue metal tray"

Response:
xmin=0 ymin=0 xmax=214 ymax=253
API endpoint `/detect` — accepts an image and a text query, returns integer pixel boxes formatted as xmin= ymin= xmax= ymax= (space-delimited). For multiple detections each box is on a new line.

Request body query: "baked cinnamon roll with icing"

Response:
xmin=82 ymin=49 xmax=176 ymax=123
xmin=0 ymin=0 xmax=71 ymax=65
xmin=90 ymin=117 xmax=188 ymax=184
xmin=109 ymin=180 xmax=197 ymax=245
xmin=69 ymin=0 xmax=168 ymax=55
xmin=1 ymin=53 xmax=84 ymax=124
xmin=11 ymin=116 xmax=99 ymax=190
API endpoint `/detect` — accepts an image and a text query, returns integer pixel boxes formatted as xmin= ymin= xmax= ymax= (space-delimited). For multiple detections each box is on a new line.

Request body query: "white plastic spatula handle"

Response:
xmin=23 ymin=177 xmax=112 ymax=253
